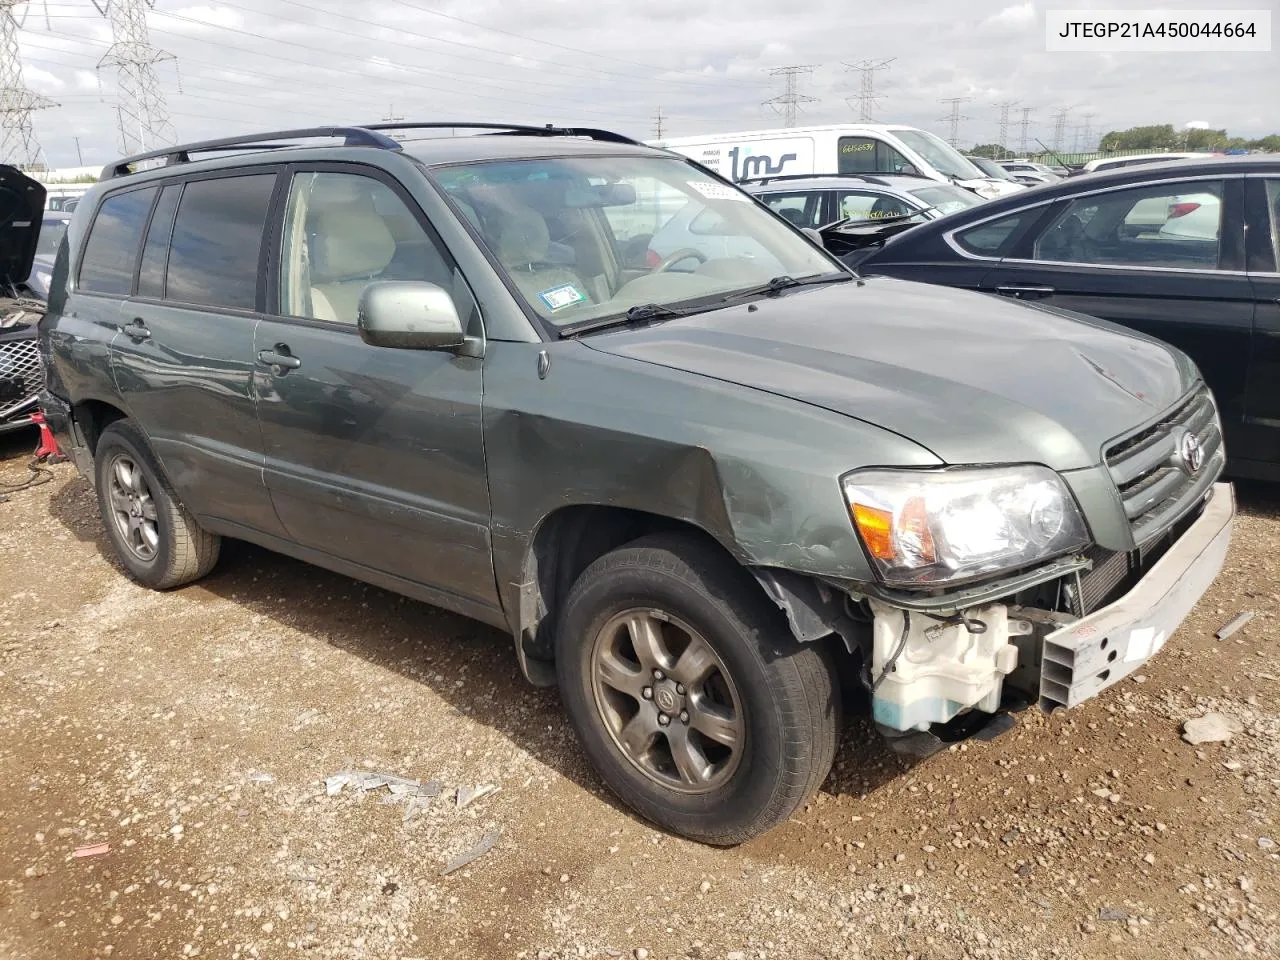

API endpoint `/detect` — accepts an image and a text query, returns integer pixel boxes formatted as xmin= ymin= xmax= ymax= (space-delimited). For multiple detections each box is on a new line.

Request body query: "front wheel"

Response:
xmin=556 ymin=534 xmax=840 ymax=845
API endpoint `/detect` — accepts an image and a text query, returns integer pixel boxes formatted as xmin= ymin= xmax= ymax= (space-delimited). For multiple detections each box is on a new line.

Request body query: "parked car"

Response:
xmin=24 ymin=211 xmax=71 ymax=301
xmin=741 ymin=173 xmax=985 ymax=228
xmin=963 ymin=156 xmax=1027 ymax=187
xmin=0 ymin=165 xmax=51 ymax=436
xmin=42 ymin=123 xmax=1233 ymax=844
xmin=998 ymin=160 xmax=1060 ymax=184
xmin=857 ymin=154 xmax=1280 ymax=481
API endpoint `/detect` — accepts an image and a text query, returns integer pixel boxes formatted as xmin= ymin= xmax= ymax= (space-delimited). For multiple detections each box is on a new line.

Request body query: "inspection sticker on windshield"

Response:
xmin=687 ymin=180 xmax=750 ymax=202
xmin=538 ymin=283 xmax=588 ymax=312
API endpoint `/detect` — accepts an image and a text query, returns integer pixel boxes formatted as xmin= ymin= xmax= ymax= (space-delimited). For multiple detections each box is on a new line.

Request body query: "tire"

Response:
xmin=556 ymin=533 xmax=840 ymax=845
xmin=94 ymin=419 xmax=220 ymax=589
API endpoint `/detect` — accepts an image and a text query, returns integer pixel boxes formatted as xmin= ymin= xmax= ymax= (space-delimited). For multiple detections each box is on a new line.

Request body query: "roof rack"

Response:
xmin=360 ymin=121 xmax=643 ymax=146
xmin=101 ymin=122 xmax=643 ymax=180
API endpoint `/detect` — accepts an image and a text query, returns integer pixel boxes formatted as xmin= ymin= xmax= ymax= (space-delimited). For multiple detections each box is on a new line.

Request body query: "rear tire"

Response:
xmin=556 ymin=533 xmax=840 ymax=845
xmin=94 ymin=419 xmax=220 ymax=589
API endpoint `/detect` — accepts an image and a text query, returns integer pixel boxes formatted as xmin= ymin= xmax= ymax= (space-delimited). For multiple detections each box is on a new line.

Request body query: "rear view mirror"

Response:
xmin=358 ymin=281 xmax=465 ymax=350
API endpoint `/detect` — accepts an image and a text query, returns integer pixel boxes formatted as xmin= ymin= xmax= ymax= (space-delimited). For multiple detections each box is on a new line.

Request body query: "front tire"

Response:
xmin=556 ymin=533 xmax=840 ymax=845
xmin=94 ymin=419 xmax=220 ymax=589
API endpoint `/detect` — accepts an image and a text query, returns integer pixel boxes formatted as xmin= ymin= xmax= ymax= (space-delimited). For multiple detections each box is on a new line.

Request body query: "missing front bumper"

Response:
xmin=1039 ymin=482 xmax=1234 ymax=710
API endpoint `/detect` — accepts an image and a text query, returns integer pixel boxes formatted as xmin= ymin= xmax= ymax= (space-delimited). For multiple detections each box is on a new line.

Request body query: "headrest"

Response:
xmin=495 ymin=205 xmax=551 ymax=266
xmin=309 ymin=206 xmax=396 ymax=283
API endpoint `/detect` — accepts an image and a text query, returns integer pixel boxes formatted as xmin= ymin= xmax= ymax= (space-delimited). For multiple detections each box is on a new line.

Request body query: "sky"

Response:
xmin=12 ymin=0 xmax=1280 ymax=169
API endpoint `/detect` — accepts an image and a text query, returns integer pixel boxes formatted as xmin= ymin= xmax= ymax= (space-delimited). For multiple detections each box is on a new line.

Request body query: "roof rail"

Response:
xmin=100 ymin=126 xmax=404 ymax=180
xmin=359 ymin=121 xmax=643 ymax=146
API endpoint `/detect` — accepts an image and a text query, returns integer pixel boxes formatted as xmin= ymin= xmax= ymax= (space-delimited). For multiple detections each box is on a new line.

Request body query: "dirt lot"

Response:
xmin=0 ymin=431 xmax=1277 ymax=960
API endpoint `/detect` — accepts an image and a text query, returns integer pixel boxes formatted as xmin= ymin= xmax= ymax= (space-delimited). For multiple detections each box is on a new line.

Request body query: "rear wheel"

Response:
xmin=556 ymin=533 xmax=840 ymax=845
xmin=94 ymin=420 xmax=220 ymax=589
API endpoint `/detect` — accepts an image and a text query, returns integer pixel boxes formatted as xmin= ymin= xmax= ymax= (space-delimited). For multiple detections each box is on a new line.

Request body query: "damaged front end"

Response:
xmin=754 ymin=392 xmax=1234 ymax=755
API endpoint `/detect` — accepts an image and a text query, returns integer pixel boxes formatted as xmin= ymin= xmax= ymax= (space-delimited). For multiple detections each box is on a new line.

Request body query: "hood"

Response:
xmin=0 ymin=166 xmax=45 ymax=289
xmin=583 ymin=277 xmax=1197 ymax=471
xmin=956 ymin=177 xmax=1024 ymax=198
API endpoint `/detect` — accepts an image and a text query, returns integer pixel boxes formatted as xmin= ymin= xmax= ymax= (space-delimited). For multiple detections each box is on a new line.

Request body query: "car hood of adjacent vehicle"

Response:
xmin=0 ymin=165 xmax=45 ymax=289
xmin=582 ymin=276 xmax=1197 ymax=472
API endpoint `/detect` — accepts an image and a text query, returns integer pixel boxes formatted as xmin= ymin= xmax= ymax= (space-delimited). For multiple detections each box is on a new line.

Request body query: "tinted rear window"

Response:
xmin=79 ymin=187 xmax=156 ymax=295
xmin=165 ymin=174 xmax=275 ymax=310
xmin=954 ymin=211 xmax=1036 ymax=256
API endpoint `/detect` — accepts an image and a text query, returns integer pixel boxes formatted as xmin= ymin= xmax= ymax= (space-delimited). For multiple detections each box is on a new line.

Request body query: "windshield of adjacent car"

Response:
xmin=433 ymin=155 xmax=838 ymax=327
xmin=892 ymin=129 xmax=985 ymax=181
xmin=970 ymin=158 xmax=1014 ymax=180
xmin=906 ymin=184 xmax=983 ymax=215
xmin=36 ymin=218 xmax=68 ymax=258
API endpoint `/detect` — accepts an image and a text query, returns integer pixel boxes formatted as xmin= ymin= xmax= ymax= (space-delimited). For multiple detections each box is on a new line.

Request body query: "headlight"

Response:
xmin=841 ymin=466 xmax=1089 ymax=586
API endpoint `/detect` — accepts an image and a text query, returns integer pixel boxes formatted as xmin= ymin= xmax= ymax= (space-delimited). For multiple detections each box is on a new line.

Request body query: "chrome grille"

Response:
xmin=1104 ymin=388 xmax=1223 ymax=546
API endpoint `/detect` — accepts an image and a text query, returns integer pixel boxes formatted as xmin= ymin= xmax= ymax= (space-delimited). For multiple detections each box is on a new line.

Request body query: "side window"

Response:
xmin=137 ymin=184 xmax=181 ymax=299
xmin=761 ymin=192 xmax=821 ymax=228
xmin=280 ymin=171 xmax=454 ymax=326
xmin=78 ymin=187 xmax=156 ymax=295
xmin=1266 ymin=180 xmax=1280 ymax=266
xmin=953 ymin=211 xmax=1036 ymax=257
xmin=167 ymin=174 xmax=275 ymax=309
xmin=1033 ymin=181 xmax=1223 ymax=269
xmin=837 ymin=190 xmax=912 ymax=221
xmin=838 ymin=137 xmax=913 ymax=175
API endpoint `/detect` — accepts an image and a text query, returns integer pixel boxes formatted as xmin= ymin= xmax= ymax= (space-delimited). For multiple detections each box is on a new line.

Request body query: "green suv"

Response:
xmin=40 ymin=124 xmax=1233 ymax=844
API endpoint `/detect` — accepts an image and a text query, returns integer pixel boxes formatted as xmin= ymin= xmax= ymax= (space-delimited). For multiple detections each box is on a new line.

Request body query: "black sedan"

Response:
xmin=858 ymin=155 xmax=1280 ymax=482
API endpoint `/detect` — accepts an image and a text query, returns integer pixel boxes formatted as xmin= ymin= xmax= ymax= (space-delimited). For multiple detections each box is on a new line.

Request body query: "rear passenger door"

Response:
xmin=1241 ymin=175 xmax=1280 ymax=476
xmin=97 ymin=172 xmax=285 ymax=536
xmin=253 ymin=165 xmax=498 ymax=614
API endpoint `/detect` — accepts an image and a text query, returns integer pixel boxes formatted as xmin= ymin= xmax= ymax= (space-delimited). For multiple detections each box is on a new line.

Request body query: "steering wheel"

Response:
xmin=650 ymin=247 xmax=708 ymax=274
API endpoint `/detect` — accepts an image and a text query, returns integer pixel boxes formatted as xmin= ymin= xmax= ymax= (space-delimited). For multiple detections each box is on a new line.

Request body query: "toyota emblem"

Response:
xmin=1178 ymin=431 xmax=1204 ymax=475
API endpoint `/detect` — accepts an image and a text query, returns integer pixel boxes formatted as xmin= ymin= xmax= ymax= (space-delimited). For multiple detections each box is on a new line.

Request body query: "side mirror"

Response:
xmin=357 ymin=281 xmax=466 ymax=350
xmin=898 ymin=163 xmax=918 ymax=176
xmin=801 ymin=227 xmax=825 ymax=248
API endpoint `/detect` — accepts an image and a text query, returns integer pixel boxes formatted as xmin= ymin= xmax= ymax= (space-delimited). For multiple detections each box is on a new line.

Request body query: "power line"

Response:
xmin=0 ymin=0 xmax=57 ymax=167
xmin=763 ymin=65 xmax=817 ymax=128
xmin=843 ymin=57 xmax=893 ymax=122
xmin=937 ymin=96 xmax=971 ymax=148
xmin=1017 ymin=106 xmax=1033 ymax=155
xmin=92 ymin=0 xmax=176 ymax=153
xmin=1050 ymin=107 xmax=1071 ymax=152
xmin=994 ymin=100 xmax=1018 ymax=158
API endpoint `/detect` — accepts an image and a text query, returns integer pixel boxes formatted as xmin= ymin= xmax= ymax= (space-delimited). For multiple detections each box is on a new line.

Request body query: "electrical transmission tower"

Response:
xmin=652 ymin=105 xmax=665 ymax=140
xmin=93 ymin=0 xmax=176 ymax=155
xmin=843 ymin=58 xmax=893 ymax=122
xmin=1075 ymin=111 xmax=1097 ymax=153
xmin=1050 ymin=106 xmax=1071 ymax=152
xmin=937 ymin=97 xmax=971 ymax=148
xmin=763 ymin=65 xmax=818 ymax=128
xmin=994 ymin=100 xmax=1018 ymax=158
xmin=1017 ymin=106 xmax=1033 ymax=155
xmin=0 ymin=1 xmax=56 ymax=168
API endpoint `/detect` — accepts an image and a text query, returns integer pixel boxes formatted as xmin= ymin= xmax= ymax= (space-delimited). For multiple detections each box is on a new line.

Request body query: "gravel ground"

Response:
xmin=1 ymin=431 xmax=1277 ymax=960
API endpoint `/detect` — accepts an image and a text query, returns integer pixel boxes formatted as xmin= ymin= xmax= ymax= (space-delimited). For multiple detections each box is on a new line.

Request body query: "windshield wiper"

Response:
xmin=720 ymin=271 xmax=852 ymax=304
xmin=557 ymin=301 xmax=708 ymax=338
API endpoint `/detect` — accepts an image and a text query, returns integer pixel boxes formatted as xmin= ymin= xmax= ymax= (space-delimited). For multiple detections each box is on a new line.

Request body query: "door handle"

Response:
xmin=123 ymin=317 xmax=151 ymax=340
xmin=994 ymin=284 xmax=1055 ymax=299
xmin=257 ymin=345 xmax=302 ymax=373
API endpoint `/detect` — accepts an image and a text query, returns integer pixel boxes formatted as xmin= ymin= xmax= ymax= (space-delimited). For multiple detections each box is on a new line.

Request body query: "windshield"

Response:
xmin=434 ymin=155 xmax=838 ymax=327
xmin=906 ymin=184 xmax=983 ymax=215
xmin=893 ymin=130 xmax=985 ymax=181
xmin=36 ymin=218 xmax=67 ymax=258
xmin=969 ymin=157 xmax=1013 ymax=180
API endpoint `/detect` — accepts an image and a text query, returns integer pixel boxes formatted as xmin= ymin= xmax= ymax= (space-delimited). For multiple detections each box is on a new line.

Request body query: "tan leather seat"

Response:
xmin=494 ymin=204 xmax=592 ymax=313
xmin=308 ymin=205 xmax=397 ymax=324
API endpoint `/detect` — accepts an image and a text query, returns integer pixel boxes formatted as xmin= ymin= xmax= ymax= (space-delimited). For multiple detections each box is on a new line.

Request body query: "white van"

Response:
xmin=652 ymin=124 xmax=1024 ymax=200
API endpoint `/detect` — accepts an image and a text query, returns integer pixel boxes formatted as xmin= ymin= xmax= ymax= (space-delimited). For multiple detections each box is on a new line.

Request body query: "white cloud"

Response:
xmin=989 ymin=2 xmax=1037 ymax=26
xmin=167 ymin=5 xmax=245 ymax=31
xmin=23 ymin=65 xmax=65 ymax=92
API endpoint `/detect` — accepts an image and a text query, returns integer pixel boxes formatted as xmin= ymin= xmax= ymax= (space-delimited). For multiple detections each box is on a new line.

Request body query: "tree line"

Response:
xmin=969 ymin=124 xmax=1279 ymax=160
